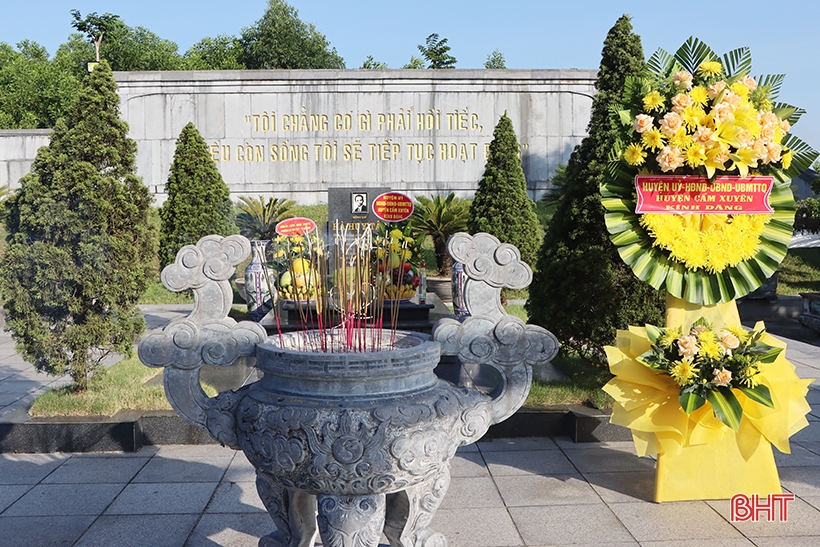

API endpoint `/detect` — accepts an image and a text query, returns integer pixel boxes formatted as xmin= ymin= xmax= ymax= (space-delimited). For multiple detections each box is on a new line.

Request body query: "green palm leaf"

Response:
xmin=646 ymin=48 xmax=676 ymax=77
xmin=235 ymin=196 xmax=296 ymax=240
xmin=674 ymin=37 xmax=717 ymax=74
xmin=721 ymin=47 xmax=752 ymax=79
xmin=707 ymin=387 xmax=743 ymax=431
xmin=772 ymin=102 xmax=806 ymax=126
xmin=756 ymin=74 xmax=785 ymax=101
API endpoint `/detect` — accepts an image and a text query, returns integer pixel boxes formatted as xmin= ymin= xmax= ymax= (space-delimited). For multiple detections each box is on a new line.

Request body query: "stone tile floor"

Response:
xmin=1 ymin=305 xmax=820 ymax=545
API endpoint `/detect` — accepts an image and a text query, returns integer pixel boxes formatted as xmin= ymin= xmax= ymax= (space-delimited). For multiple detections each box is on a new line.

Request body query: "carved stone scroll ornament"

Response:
xmin=137 ymin=235 xmax=267 ymax=433
xmin=433 ymin=233 xmax=560 ymax=422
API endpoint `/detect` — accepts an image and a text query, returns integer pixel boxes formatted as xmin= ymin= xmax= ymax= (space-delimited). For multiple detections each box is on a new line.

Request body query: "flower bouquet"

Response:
xmin=601 ymin=37 xmax=815 ymax=501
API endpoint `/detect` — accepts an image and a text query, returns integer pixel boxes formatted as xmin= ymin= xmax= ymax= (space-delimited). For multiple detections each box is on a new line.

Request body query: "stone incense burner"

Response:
xmin=138 ymin=233 xmax=557 ymax=547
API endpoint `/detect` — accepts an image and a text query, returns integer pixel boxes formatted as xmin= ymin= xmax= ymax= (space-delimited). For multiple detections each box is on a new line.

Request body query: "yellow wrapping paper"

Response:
xmin=603 ymin=295 xmax=813 ymax=502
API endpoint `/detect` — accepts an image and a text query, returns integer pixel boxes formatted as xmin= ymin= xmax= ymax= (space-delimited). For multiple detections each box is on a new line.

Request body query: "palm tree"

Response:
xmin=411 ymin=193 xmax=470 ymax=274
xmin=235 ymin=196 xmax=296 ymax=240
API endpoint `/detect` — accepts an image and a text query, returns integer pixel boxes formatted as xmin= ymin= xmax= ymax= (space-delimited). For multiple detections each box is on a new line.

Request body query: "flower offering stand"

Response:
xmin=601 ymin=37 xmax=817 ymax=502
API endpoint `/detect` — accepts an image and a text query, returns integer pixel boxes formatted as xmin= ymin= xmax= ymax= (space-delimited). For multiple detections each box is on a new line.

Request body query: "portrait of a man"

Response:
xmin=352 ymin=193 xmax=368 ymax=213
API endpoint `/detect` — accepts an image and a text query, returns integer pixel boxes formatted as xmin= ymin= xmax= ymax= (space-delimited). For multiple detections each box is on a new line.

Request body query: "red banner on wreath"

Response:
xmin=372 ymin=192 xmax=414 ymax=222
xmin=275 ymin=217 xmax=317 ymax=236
xmin=635 ymin=175 xmax=774 ymax=214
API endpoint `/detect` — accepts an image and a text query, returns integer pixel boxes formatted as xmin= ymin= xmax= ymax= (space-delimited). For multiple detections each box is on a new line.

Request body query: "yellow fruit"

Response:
xmin=291 ymin=258 xmax=310 ymax=274
xmin=279 ymin=271 xmax=293 ymax=287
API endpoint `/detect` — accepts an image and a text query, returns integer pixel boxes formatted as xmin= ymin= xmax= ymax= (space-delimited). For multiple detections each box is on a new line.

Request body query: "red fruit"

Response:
xmin=403 ymin=262 xmax=412 ymax=273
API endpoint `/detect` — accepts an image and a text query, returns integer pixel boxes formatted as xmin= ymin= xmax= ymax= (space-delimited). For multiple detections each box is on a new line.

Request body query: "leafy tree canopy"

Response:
xmin=0 ymin=41 xmax=80 ymax=128
xmin=418 ymin=33 xmax=456 ymax=69
xmin=484 ymin=49 xmax=506 ymax=69
xmin=184 ymin=35 xmax=245 ymax=70
xmin=361 ymin=55 xmax=387 ymax=69
xmin=240 ymin=0 xmax=345 ymax=69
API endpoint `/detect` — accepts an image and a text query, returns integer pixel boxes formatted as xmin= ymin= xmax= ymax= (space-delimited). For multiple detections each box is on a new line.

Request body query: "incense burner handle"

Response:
xmin=138 ymin=235 xmax=267 ymax=443
xmin=433 ymin=232 xmax=559 ymax=425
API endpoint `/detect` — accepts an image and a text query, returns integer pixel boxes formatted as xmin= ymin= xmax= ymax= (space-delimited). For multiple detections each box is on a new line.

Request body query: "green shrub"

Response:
xmin=528 ymin=15 xmax=665 ymax=364
xmin=468 ymin=113 xmax=541 ymax=266
xmin=0 ymin=62 xmax=157 ymax=391
xmin=159 ymin=122 xmax=237 ymax=268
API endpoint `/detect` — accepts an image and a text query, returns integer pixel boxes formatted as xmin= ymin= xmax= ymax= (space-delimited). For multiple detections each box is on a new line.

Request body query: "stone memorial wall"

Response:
xmin=1 ymin=69 xmax=597 ymax=204
xmin=117 ymin=69 xmax=596 ymax=204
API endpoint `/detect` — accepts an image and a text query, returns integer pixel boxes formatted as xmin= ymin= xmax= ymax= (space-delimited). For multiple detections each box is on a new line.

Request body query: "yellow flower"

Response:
xmin=641 ymin=127 xmax=665 ymax=151
xmin=782 ymin=149 xmax=794 ymax=169
xmin=668 ymin=128 xmax=693 ymax=150
xmin=623 ymin=143 xmax=647 ymax=166
xmin=699 ymin=340 xmax=724 ymax=360
xmin=658 ymin=327 xmax=681 ymax=349
xmin=643 ymin=90 xmax=665 ymax=112
xmin=730 ymin=81 xmax=750 ymax=99
xmin=684 ymin=142 xmax=707 ymax=168
xmin=669 ymin=357 xmax=699 ymax=386
xmin=724 ymin=324 xmax=750 ymax=343
xmin=689 ymin=86 xmax=709 ymax=106
xmin=695 ymin=328 xmax=717 ymax=344
xmin=729 ymin=147 xmax=759 ymax=178
xmin=389 ymin=229 xmax=403 ymax=240
xmin=739 ymin=365 xmax=762 ymax=387
xmin=697 ymin=60 xmax=723 ymax=76
xmin=681 ymin=105 xmax=706 ymax=130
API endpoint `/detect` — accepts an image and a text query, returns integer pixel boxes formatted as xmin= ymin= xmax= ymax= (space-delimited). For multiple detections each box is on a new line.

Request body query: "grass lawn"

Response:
xmin=777 ymin=248 xmax=820 ymax=295
xmin=29 ymin=355 xmax=172 ymax=417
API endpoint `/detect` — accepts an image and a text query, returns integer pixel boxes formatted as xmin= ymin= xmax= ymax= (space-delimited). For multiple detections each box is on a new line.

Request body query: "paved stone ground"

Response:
xmin=1 ymin=304 xmax=820 ymax=545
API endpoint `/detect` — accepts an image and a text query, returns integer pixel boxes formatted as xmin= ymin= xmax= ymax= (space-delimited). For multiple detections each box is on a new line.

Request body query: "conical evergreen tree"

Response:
xmin=468 ymin=113 xmax=540 ymax=266
xmin=0 ymin=61 xmax=157 ymax=391
xmin=159 ymin=122 xmax=237 ymax=267
xmin=527 ymin=15 xmax=664 ymax=363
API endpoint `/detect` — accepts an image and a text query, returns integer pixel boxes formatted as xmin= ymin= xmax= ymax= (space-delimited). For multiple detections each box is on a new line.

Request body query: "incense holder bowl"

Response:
xmin=138 ymin=233 xmax=558 ymax=547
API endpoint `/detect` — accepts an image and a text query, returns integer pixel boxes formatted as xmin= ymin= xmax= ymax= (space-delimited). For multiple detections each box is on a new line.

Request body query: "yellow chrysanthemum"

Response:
xmin=623 ymin=143 xmax=647 ymax=166
xmin=641 ymin=127 xmax=666 ymax=151
xmin=739 ymin=365 xmax=762 ymax=387
xmin=696 ymin=329 xmax=717 ymax=344
xmin=699 ymin=340 xmax=724 ymax=360
xmin=730 ymin=81 xmax=751 ymax=99
xmin=668 ymin=128 xmax=693 ymax=150
xmin=643 ymin=90 xmax=665 ymax=112
xmin=684 ymin=142 xmax=708 ymax=168
xmin=697 ymin=61 xmax=723 ymax=76
xmin=689 ymin=86 xmax=709 ymax=106
xmin=658 ymin=327 xmax=682 ymax=349
xmin=724 ymin=324 xmax=750 ymax=343
xmin=681 ymin=105 xmax=707 ymax=130
xmin=669 ymin=357 xmax=699 ymax=386
xmin=640 ymin=213 xmax=770 ymax=273
xmin=389 ymin=229 xmax=404 ymax=239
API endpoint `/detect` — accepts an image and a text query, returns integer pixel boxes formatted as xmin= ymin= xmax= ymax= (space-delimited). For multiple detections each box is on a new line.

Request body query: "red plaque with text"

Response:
xmin=635 ymin=175 xmax=774 ymax=214
xmin=372 ymin=192 xmax=414 ymax=222
xmin=275 ymin=217 xmax=317 ymax=236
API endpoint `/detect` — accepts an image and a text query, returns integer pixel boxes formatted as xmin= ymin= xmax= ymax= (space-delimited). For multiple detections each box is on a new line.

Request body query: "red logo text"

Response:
xmin=730 ymin=493 xmax=794 ymax=522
